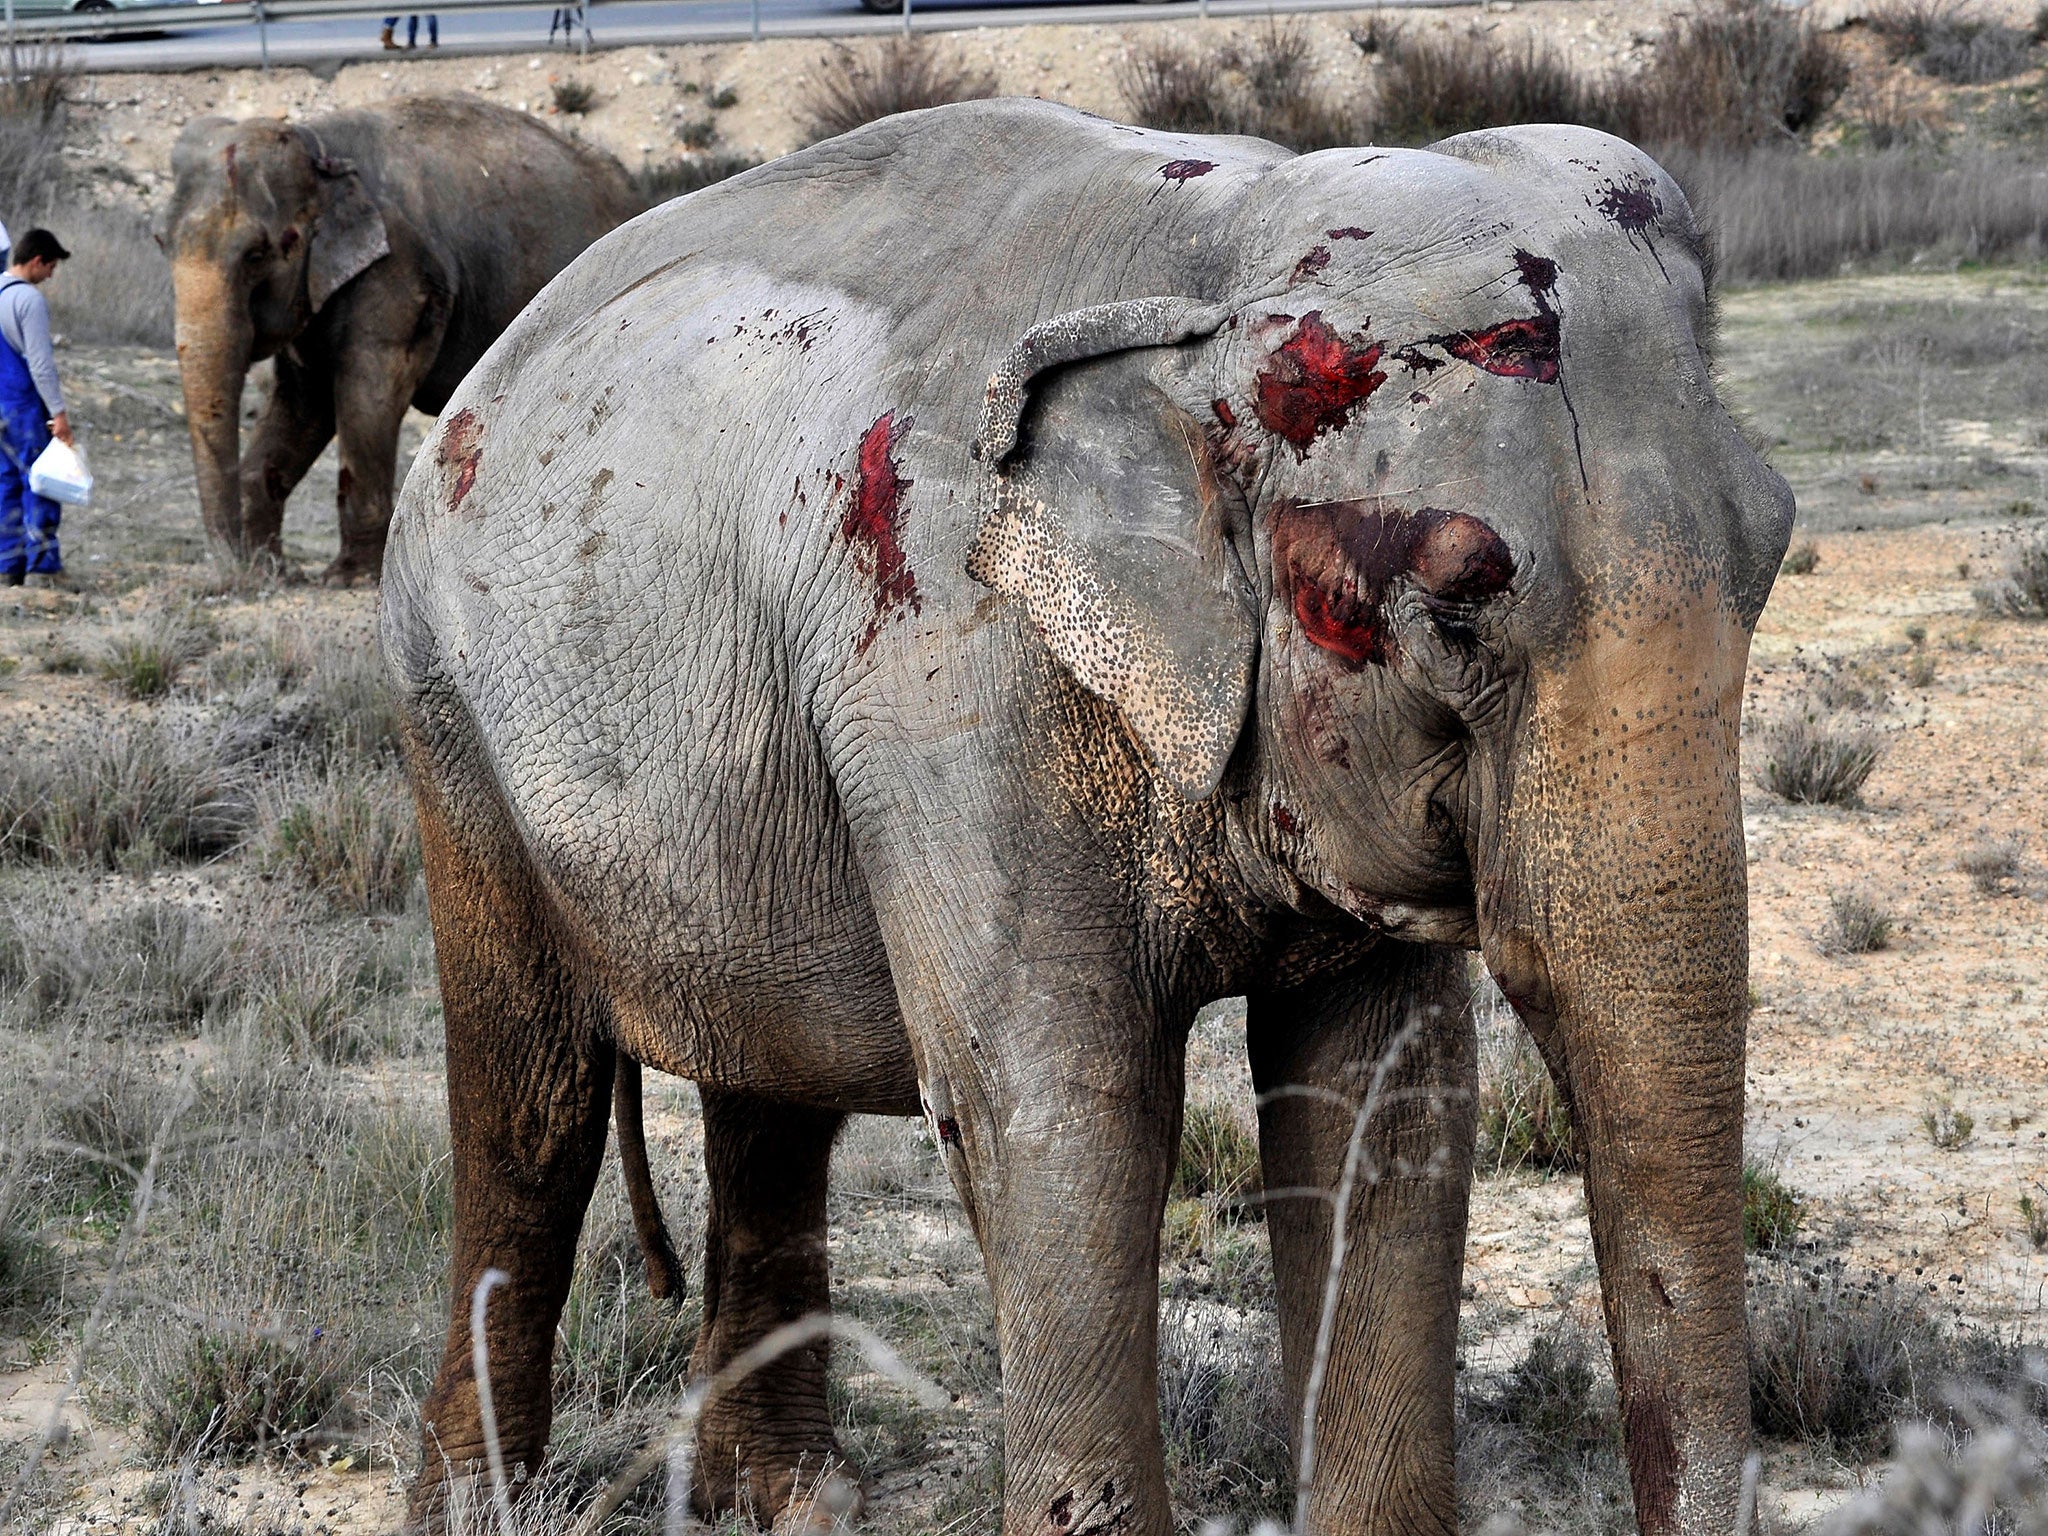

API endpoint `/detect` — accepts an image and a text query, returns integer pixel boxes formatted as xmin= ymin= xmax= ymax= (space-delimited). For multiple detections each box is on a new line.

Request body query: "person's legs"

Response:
xmin=380 ymin=14 xmax=397 ymax=44
xmin=24 ymin=488 xmax=60 ymax=576
xmin=0 ymin=454 xmax=27 ymax=585
xmin=427 ymin=13 xmax=437 ymax=44
xmin=404 ymin=13 xmax=417 ymax=44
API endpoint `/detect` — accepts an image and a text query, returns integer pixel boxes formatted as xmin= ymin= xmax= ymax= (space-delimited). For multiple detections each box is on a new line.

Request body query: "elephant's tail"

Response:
xmin=614 ymin=1052 xmax=687 ymax=1303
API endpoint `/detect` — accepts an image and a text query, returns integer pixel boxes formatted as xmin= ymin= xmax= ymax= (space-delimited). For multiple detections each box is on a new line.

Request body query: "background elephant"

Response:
xmin=167 ymin=96 xmax=642 ymax=581
xmin=383 ymin=101 xmax=1792 ymax=1535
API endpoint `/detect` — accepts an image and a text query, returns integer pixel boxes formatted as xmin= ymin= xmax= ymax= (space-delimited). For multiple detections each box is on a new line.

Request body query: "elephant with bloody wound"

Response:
xmin=383 ymin=100 xmax=1793 ymax=1535
xmin=166 ymin=96 xmax=642 ymax=583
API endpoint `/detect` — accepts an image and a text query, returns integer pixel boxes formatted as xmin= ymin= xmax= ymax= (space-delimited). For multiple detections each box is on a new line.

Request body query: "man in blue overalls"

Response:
xmin=0 ymin=229 xmax=73 ymax=590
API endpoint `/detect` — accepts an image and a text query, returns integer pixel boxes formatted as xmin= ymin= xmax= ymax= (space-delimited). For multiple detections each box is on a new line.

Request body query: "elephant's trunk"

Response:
xmin=1476 ymin=593 xmax=1756 ymax=1536
xmin=174 ymin=258 xmax=251 ymax=559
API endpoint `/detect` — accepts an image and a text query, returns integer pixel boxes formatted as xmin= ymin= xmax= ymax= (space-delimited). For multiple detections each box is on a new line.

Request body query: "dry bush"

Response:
xmin=1743 ymin=1158 xmax=1805 ymax=1252
xmin=135 ymin=1324 xmax=348 ymax=1462
xmin=0 ymin=47 xmax=68 ymax=217
xmin=1868 ymin=0 xmax=2040 ymax=83
xmin=0 ymin=896 xmax=235 ymax=1026
xmin=1825 ymin=887 xmax=1895 ymax=953
xmin=0 ymin=717 xmax=250 ymax=868
xmin=1476 ymin=1025 xmax=1577 ymax=1174
xmin=632 ymin=152 xmax=759 ymax=203
xmin=1158 ymin=1287 xmax=1291 ymax=1523
xmin=1118 ymin=21 xmax=1358 ymax=150
xmin=1748 ymin=1259 xmax=1947 ymax=1451
xmin=1469 ymin=1318 xmax=1612 ymax=1459
xmin=1975 ymin=536 xmax=2048 ymax=617
xmin=1959 ymin=836 xmax=2025 ymax=894
xmin=94 ymin=604 xmax=216 ymax=700
xmin=1756 ymin=709 xmax=1883 ymax=806
xmin=550 ymin=77 xmax=596 ymax=114
xmin=43 ymin=206 xmax=173 ymax=349
xmin=1668 ymin=146 xmax=2048 ymax=283
xmin=1783 ymin=540 xmax=1821 ymax=575
xmin=795 ymin=37 xmax=996 ymax=144
xmin=254 ymin=760 xmax=421 ymax=916
xmin=832 ymin=1113 xmax=940 ymax=1198
xmin=1174 ymin=1099 xmax=1262 ymax=1204
xmin=1373 ymin=25 xmax=1592 ymax=144
xmin=1922 ymin=1094 xmax=1975 ymax=1150
xmin=1605 ymin=0 xmax=1849 ymax=149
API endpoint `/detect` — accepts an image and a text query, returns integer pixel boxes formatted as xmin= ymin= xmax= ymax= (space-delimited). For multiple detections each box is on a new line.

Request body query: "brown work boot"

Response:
xmin=379 ymin=23 xmax=397 ymax=46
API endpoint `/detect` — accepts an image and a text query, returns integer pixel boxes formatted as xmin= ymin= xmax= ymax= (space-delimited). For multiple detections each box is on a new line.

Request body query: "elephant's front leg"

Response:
xmin=238 ymin=350 xmax=334 ymax=562
xmin=329 ymin=293 xmax=446 ymax=584
xmin=1248 ymin=944 xmax=1476 ymax=1536
xmin=907 ymin=960 xmax=1185 ymax=1536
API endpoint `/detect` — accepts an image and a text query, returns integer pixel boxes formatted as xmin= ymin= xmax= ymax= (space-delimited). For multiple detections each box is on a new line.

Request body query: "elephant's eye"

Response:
xmin=242 ymin=241 xmax=270 ymax=266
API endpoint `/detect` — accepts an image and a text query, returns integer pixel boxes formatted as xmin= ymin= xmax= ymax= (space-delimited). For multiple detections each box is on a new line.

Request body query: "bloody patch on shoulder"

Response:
xmin=1596 ymin=175 xmax=1662 ymax=233
xmin=840 ymin=411 xmax=920 ymax=655
xmin=1433 ymin=314 xmax=1561 ymax=382
xmin=1159 ymin=159 xmax=1215 ymax=183
xmin=1327 ymin=226 xmax=1372 ymax=241
xmin=1290 ymin=245 xmax=1332 ymax=284
xmin=438 ymin=408 xmax=484 ymax=515
xmin=1622 ymin=1381 xmax=1680 ymax=1535
xmin=1274 ymin=500 xmax=1514 ymax=667
xmin=1513 ymin=249 xmax=1559 ymax=306
xmin=1271 ymin=803 xmax=1302 ymax=835
xmin=1394 ymin=346 xmax=1444 ymax=375
xmin=1252 ymin=312 xmax=1388 ymax=456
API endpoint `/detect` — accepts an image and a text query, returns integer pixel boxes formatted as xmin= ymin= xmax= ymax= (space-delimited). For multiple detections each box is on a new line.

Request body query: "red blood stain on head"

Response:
xmin=1327 ymin=226 xmax=1373 ymax=241
xmin=1513 ymin=249 xmax=1559 ymax=308
xmin=1253 ymin=312 xmax=1388 ymax=456
xmin=1211 ymin=399 xmax=1237 ymax=430
xmin=1291 ymin=245 xmax=1332 ymax=284
xmin=1159 ymin=159 xmax=1216 ymax=183
xmin=841 ymin=411 xmax=920 ymax=655
xmin=1271 ymin=803 xmax=1302 ymax=835
xmin=1275 ymin=500 xmax=1515 ymax=667
xmin=1596 ymin=175 xmax=1662 ymax=234
xmin=438 ymin=408 xmax=484 ymax=515
xmin=1435 ymin=315 xmax=1561 ymax=382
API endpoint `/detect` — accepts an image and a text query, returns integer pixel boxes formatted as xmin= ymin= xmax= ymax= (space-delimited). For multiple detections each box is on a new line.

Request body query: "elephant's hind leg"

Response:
xmin=691 ymin=1088 xmax=850 ymax=1527
xmin=406 ymin=781 xmax=615 ymax=1530
xmin=1248 ymin=945 xmax=1477 ymax=1536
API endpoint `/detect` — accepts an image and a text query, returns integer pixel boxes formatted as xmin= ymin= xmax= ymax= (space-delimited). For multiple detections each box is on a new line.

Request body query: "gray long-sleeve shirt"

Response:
xmin=0 ymin=276 xmax=64 ymax=417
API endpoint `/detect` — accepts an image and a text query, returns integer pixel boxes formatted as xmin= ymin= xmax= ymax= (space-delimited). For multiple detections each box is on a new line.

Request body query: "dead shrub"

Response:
xmin=1118 ymin=21 xmax=1358 ymax=149
xmin=795 ymin=38 xmax=996 ymax=144
xmin=1748 ymin=1260 xmax=1945 ymax=1451
xmin=1605 ymin=0 xmax=1849 ymax=148
xmin=551 ymin=77 xmax=596 ymax=114
xmin=0 ymin=46 xmax=67 ymax=216
xmin=1975 ymin=536 xmax=2048 ymax=617
xmin=1468 ymin=1318 xmax=1613 ymax=1459
xmin=632 ymin=152 xmax=758 ymax=203
xmin=1157 ymin=1287 xmax=1290 ymax=1523
xmin=0 ymin=717 xmax=250 ymax=868
xmin=1372 ymin=25 xmax=1592 ymax=144
xmin=253 ymin=760 xmax=420 ymax=916
xmin=1476 ymin=1021 xmax=1577 ymax=1174
xmin=1782 ymin=540 xmax=1821 ymax=575
xmin=1756 ymin=710 xmax=1883 ymax=806
xmin=1174 ymin=1099 xmax=1262 ymax=1205
xmin=0 ymin=897 xmax=236 ymax=1026
xmin=1869 ymin=0 xmax=2040 ymax=83
xmin=1959 ymin=836 xmax=2025 ymax=894
xmin=1824 ymin=887 xmax=1895 ymax=954
xmin=94 ymin=604 xmax=215 ymax=700
xmin=134 ymin=1322 xmax=347 ymax=1462
xmin=1744 ymin=1159 xmax=1805 ymax=1251
xmin=832 ymin=1114 xmax=940 ymax=1198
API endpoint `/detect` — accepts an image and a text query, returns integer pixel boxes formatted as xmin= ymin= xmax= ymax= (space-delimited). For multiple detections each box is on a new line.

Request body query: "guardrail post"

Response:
xmin=749 ymin=0 xmax=758 ymax=41
xmin=901 ymin=0 xmax=909 ymax=35
xmin=254 ymin=0 xmax=268 ymax=72
xmin=5 ymin=0 xmax=16 ymax=84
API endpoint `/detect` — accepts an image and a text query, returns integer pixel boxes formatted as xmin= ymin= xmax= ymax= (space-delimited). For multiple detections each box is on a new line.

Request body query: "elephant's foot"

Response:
xmin=691 ymin=1414 xmax=863 ymax=1531
xmin=320 ymin=551 xmax=382 ymax=587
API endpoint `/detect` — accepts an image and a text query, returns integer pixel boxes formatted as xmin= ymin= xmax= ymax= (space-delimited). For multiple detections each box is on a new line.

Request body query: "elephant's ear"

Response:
xmin=307 ymin=154 xmax=389 ymax=312
xmin=967 ymin=298 xmax=1258 ymax=801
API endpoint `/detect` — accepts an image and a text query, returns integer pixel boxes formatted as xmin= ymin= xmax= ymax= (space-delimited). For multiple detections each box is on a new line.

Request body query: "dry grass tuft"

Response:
xmin=254 ymin=761 xmax=420 ymax=916
xmin=795 ymin=37 xmax=997 ymax=144
xmin=1476 ymin=1025 xmax=1578 ymax=1174
xmin=95 ymin=605 xmax=216 ymax=701
xmin=1959 ymin=836 xmax=2026 ymax=894
xmin=1825 ymin=887 xmax=1896 ymax=954
xmin=0 ymin=717 xmax=250 ymax=868
xmin=1744 ymin=1159 xmax=1806 ymax=1251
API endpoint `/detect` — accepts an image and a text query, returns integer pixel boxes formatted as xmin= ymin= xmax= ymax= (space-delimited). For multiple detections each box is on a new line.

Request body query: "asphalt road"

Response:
xmin=55 ymin=0 xmax=1456 ymax=71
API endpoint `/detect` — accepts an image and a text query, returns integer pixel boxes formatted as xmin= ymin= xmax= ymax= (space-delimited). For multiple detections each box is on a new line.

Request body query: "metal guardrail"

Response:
xmin=1 ymin=0 xmax=1453 ymax=66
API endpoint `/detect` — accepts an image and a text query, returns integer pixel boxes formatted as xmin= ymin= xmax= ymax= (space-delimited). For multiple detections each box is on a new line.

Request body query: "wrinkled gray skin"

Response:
xmin=168 ymin=96 xmax=641 ymax=581
xmin=383 ymin=101 xmax=1792 ymax=1536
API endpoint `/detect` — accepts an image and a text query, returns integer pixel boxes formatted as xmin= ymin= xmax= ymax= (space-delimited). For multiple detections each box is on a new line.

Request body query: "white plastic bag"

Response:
xmin=28 ymin=438 xmax=91 ymax=507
